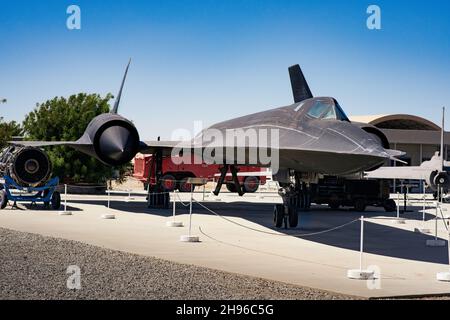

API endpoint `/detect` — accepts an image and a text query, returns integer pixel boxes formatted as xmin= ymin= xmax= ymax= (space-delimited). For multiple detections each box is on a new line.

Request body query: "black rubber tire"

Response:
xmin=226 ymin=183 xmax=237 ymax=193
xmin=288 ymin=206 xmax=298 ymax=228
xmin=179 ymin=177 xmax=194 ymax=193
xmin=160 ymin=174 xmax=177 ymax=192
xmin=51 ymin=191 xmax=61 ymax=210
xmin=0 ymin=190 xmax=7 ymax=209
xmin=273 ymin=204 xmax=284 ymax=228
xmin=383 ymin=199 xmax=396 ymax=212
xmin=243 ymin=176 xmax=260 ymax=193
xmin=354 ymin=199 xmax=366 ymax=212
xmin=434 ymin=172 xmax=450 ymax=187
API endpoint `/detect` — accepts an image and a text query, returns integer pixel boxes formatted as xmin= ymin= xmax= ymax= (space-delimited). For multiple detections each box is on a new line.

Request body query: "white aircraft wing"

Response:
xmin=365 ymin=166 xmax=430 ymax=180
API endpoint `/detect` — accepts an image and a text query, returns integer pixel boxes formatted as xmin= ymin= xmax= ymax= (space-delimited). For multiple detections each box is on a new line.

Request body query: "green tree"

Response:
xmin=0 ymin=119 xmax=22 ymax=149
xmin=22 ymin=93 xmax=130 ymax=184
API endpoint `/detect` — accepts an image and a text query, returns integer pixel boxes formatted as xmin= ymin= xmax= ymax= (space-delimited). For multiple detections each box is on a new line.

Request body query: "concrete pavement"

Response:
xmin=1 ymin=191 xmax=450 ymax=298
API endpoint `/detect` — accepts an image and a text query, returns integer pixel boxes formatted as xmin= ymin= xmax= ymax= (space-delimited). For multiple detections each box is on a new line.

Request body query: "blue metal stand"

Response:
xmin=1 ymin=175 xmax=60 ymax=209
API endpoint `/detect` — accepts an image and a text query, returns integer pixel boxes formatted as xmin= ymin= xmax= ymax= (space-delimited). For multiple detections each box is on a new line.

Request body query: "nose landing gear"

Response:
xmin=274 ymin=172 xmax=312 ymax=229
xmin=273 ymin=199 xmax=302 ymax=229
xmin=273 ymin=204 xmax=299 ymax=228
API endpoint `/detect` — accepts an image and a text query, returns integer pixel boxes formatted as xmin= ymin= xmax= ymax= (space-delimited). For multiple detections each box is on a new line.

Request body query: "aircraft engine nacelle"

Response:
xmin=360 ymin=126 xmax=390 ymax=150
xmin=427 ymin=170 xmax=450 ymax=193
xmin=75 ymin=113 xmax=141 ymax=166
xmin=357 ymin=125 xmax=391 ymax=172
xmin=0 ymin=146 xmax=52 ymax=187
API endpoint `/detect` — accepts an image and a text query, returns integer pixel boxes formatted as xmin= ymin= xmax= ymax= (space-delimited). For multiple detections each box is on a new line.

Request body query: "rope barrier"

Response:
xmin=197 ymin=225 xmax=359 ymax=271
xmin=438 ymin=205 xmax=449 ymax=232
xmin=193 ymin=199 xmax=359 ymax=237
xmin=174 ymin=191 xmax=192 ymax=207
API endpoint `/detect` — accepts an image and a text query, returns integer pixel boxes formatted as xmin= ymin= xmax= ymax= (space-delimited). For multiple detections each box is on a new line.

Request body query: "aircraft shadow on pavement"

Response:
xmin=67 ymin=197 xmax=449 ymax=264
xmin=187 ymin=201 xmax=450 ymax=265
xmin=298 ymin=212 xmax=449 ymax=265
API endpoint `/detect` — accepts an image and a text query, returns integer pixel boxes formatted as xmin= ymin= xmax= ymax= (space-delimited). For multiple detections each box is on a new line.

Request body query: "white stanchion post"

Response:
xmin=426 ymin=187 xmax=445 ymax=246
xmin=167 ymin=190 xmax=183 ymax=227
xmin=180 ymin=184 xmax=200 ymax=242
xmin=393 ymin=192 xmax=405 ymax=224
xmin=125 ymin=189 xmax=134 ymax=202
xmin=58 ymin=184 xmax=72 ymax=216
xmin=406 ymin=186 xmax=410 ymax=207
xmin=189 ymin=190 xmax=192 ymax=234
xmin=397 ymin=192 xmax=400 ymax=219
xmin=435 ymin=201 xmax=439 ymax=238
xmin=359 ymin=216 xmax=363 ymax=271
xmin=64 ymin=184 xmax=67 ymax=211
xmin=347 ymin=216 xmax=374 ymax=280
xmin=423 ymin=193 xmax=426 ymax=222
xmin=102 ymin=188 xmax=115 ymax=219
xmin=415 ymin=193 xmax=431 ymax=234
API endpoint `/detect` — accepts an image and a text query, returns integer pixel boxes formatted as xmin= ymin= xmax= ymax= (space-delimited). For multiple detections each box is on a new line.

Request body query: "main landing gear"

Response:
xmin=273 ymin=172 xmax=312 ymax=229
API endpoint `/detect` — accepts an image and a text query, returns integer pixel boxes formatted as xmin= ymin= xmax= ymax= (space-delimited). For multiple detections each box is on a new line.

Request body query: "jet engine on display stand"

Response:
xmin=0 ymin=146 xmax=61 ymax=210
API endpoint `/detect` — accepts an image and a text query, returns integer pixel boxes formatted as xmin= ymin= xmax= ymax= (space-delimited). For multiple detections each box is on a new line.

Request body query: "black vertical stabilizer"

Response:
xmin=112 ymin=59 xmax=131 ymax=114
xmin=288 ymin=65 xmax=313 ymax=103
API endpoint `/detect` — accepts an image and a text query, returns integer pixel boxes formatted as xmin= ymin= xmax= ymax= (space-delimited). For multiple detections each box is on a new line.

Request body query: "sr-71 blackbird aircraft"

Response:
xmin=13 ymin=61 xmax=404 ymax=227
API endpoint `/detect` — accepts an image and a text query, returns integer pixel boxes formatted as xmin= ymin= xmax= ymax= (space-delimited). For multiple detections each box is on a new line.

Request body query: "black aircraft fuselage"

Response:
xmin=205 ymin=96 xmax=395 ymax=176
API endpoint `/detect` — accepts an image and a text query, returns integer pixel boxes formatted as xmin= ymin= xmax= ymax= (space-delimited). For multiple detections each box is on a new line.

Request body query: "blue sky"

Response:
xmin=1 ymin=0 xmax=449 ymax=139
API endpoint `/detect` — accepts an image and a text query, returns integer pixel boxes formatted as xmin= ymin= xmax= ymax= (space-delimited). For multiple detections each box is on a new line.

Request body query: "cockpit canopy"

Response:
xmin=298 ymin=97 xmax=350 ymax=122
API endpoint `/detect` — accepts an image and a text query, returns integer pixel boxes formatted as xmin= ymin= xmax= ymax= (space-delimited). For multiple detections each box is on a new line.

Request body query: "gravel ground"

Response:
xmin=0 ymin=227 xmax=358 ymax=300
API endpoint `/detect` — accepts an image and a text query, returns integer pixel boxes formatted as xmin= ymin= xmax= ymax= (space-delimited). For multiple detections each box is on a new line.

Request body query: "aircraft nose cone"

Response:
xmin=99 ymin=126 xmax=134 ymax=162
